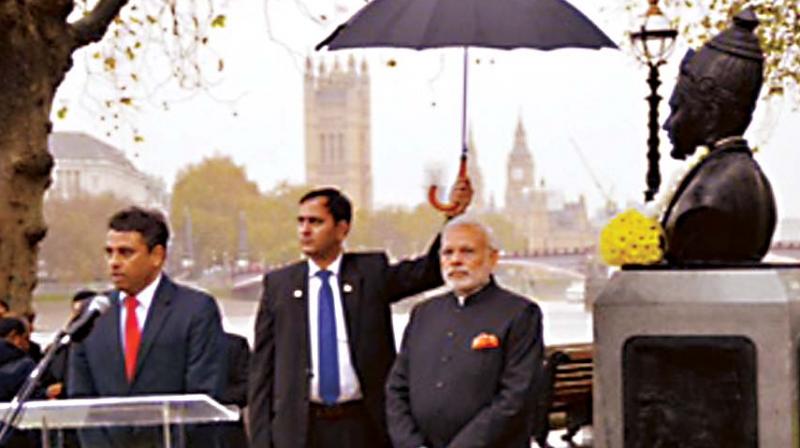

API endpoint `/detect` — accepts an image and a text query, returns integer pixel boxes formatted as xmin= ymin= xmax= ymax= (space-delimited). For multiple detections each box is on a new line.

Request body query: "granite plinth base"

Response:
xmin=593 ymin=267 xmax=800 ymax=448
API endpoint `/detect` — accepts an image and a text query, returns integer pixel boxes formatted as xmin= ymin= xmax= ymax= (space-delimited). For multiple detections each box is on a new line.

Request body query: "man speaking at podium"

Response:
xmin=68 ymin=207 xmax=226 ymax=448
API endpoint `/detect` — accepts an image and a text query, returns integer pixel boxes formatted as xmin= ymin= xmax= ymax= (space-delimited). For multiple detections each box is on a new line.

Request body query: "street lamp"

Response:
xmin=630 ymin=0 xmax=678 ymax=202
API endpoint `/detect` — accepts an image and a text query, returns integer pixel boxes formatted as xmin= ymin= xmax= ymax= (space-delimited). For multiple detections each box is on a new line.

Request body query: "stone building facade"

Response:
xmin=304 ymin=55 xmax=373 ymax=211
xmin=48 ymin=131 xmax=168 ymax=208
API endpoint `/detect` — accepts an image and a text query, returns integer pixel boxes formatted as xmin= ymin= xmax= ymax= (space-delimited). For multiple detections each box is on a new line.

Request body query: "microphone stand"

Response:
xmin=0 ymin=330 xmax=73 ymax=445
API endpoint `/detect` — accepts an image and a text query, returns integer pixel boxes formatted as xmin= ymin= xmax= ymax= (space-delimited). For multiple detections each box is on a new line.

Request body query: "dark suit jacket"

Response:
xmin=221 ymin=332 xmax=250 ymax=408
xmin=248 ymin=239 xmax=442 ymax=448
xmin=68 ymin=275 xmax=227 ymax=448
xmin=220 ymin=332 xmax=250 ymax=448
xmin=386 ymin=280 xmax=544 ymax=448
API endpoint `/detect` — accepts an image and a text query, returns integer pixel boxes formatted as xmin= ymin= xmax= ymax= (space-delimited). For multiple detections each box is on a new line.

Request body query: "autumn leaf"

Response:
xmin=92 ymin=52 xmax=101 ymax=59
xmin=387 ymin=59 xmax=397 ymax=67
xmin=104 ymin=57 xmax=116 ymax=71
xmin=218 ymin=59 xmax=224 ymax=72
xmin=211 ymin=15 xmax=226 ymax=28
xmin=125 ymin=47 xmax=135 ymax=61
xmin=134 ymin=135 xmax=145 ymax=143
xmin=120 ymin=97 xmax=133 ymax=106
xmin=56 ymin=107 xmax=68 ymax=120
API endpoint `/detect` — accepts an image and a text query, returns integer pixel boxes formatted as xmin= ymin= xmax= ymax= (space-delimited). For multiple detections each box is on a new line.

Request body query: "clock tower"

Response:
xmin=505 ymin=116 xmax=534 ymax=210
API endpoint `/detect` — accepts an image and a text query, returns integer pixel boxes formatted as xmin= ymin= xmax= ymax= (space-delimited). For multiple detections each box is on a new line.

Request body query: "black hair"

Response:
xmin=299 ymin=188 xmax=353 ymax=224
xmin=0 ymin=317 xmax=26 ymax=339
xmin=0 ymin=299 xmax=9 ymax=313
xmin=108 ymin=206 xmax=170 ymax=251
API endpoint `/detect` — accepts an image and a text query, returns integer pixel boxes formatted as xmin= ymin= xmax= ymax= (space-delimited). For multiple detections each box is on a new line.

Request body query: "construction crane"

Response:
xmin=569 ymin=136 xmax=617 ymax=217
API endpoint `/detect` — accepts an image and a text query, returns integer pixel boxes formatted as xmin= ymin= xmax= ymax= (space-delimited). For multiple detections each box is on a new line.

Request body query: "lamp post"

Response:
xmin=631 ymin=0 xmax=677 ymax=202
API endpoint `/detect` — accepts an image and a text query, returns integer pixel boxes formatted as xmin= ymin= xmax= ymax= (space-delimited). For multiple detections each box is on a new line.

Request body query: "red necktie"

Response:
xmin=124 ymin=296 xmax=141 ymax=382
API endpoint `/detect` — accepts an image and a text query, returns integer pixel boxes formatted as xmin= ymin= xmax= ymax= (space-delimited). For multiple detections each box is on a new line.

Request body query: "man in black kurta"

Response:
xmin=386 ymin=218 xmax=543 ymax=448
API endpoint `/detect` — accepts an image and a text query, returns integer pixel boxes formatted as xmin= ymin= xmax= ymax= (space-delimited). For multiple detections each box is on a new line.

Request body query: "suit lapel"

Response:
xmin=290 ymin=263 xmax=311 ymax=373
xmin=338 ymin=255 xmax=363 ymax=361
xmin=131 ymin=276 xmax=174 ymax=387
xmin=104 ymin=291 xmax=128 ymax=389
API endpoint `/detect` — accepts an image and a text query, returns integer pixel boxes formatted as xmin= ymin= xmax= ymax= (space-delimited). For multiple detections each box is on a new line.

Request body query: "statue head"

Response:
xmin=663 ymin=9 xmax=764 ymax=160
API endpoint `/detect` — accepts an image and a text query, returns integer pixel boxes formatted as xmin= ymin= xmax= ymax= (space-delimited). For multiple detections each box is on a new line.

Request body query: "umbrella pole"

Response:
xmin=461 ymin=46 xmax=469 ymax=157
xmin=426 ymin=47 xmax=470 ymax=213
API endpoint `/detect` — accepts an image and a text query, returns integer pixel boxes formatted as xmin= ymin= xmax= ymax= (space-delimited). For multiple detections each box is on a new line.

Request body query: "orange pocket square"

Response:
xmin=471 ymin=332 xmax=500 ymax=350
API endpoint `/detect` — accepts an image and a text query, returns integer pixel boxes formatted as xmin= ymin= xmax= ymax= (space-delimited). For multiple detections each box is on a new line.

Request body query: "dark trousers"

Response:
xmin=306 ymin=402 xmax=389 ymax=448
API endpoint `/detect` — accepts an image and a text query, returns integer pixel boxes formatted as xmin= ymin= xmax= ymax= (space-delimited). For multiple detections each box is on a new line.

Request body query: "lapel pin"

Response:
xmin=343 ymin=283 xmax=353 ymax=293
xmin=293 ymin=289 xmax=303 ymax=298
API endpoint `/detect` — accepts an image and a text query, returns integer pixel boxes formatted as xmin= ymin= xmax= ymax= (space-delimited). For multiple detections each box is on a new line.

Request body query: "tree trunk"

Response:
xmin=0 ymin=4 xmax=77 ymax=312
xmin=0 ymin=0 xmax=131 ymax=311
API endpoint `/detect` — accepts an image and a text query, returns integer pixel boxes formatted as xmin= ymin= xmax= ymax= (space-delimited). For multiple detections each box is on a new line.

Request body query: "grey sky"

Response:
xmin=52 ymin=0 xmax=800 ymax=220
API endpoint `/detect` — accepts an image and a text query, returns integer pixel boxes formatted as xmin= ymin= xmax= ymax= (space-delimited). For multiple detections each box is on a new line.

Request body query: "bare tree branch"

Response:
xmin=70 ymin=0 xmax=129 ymax=48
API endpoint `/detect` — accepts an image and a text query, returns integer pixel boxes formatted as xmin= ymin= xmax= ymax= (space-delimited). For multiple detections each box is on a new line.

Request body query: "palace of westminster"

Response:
xmin=304 ymin=55 xmax=595 ymax=253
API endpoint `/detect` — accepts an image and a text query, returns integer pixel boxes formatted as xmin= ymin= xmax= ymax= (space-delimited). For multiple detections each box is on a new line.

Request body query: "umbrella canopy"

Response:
xmin=316 ymin=0 xmax=617 ymax=51
xmin=316 ymin=0 xmax=617 ymax=211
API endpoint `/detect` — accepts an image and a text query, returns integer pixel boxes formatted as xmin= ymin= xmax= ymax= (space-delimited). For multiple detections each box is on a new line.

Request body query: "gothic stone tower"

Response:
xmin=504 ymin=117 xmax=550 ymax=251
xmin=304 ymin=55 xmax=373 ymax=211
xmin=505 ymin=117 xmax=534 ymax=212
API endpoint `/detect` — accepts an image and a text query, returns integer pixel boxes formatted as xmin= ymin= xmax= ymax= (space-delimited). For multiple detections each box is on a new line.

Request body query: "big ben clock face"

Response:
xmin=512 ymin=167 xmax=524 ymax=181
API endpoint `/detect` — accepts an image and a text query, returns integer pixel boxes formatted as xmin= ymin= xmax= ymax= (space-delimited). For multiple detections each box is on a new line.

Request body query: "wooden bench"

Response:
xmin=533 ymin=343 xmax=594 ymax=447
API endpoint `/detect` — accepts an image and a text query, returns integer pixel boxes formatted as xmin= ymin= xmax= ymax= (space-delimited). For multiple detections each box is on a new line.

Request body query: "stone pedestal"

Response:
xmin=594 ymin=266 xmax=800 ymax=447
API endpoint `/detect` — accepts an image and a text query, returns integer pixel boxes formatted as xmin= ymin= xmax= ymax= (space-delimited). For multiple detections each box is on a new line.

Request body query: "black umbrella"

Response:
xmin=316 ymin=0 xmax=617 ymax=210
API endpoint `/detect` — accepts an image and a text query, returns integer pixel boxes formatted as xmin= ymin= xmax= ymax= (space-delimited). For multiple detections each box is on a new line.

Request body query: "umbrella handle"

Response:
xmin=428 ymin=155 xmax=469 ymax=213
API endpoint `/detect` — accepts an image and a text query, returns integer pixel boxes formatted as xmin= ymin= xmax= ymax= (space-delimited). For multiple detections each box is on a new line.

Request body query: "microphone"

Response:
xmin=63 ymin=294 xmax=111 ymax=342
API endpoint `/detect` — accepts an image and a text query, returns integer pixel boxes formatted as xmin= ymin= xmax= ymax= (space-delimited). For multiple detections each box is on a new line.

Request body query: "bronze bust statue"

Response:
xmin=661 ymin=9 xmax=776 ymax=264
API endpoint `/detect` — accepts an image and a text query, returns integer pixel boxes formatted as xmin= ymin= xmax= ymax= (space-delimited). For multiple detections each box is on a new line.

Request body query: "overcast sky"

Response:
xmin=52 ymin=0 xmax=800 ymax=223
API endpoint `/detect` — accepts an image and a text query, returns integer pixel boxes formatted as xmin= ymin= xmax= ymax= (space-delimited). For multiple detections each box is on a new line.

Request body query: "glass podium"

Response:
xmin=0 ymin=394 xmax=239 ymax=448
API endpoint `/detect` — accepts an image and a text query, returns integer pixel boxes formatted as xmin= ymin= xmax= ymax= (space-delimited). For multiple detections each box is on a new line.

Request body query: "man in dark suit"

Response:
xmin=68 ymin=206 xmax=226 ymax=448
xmin=220 ymin=332 xmax=250 ymax=447
xmin=249 ymin=184 xmax=471 ymax=448
xmin=386 ymin=217 xmax=544 ymax=448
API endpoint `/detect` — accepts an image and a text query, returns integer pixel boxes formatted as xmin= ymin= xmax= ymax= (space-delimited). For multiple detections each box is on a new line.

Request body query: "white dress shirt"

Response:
xmin=308 ymin=255 xmax=362 ymax=403
xmin=118 ymin=273 xmax=161 ymax=350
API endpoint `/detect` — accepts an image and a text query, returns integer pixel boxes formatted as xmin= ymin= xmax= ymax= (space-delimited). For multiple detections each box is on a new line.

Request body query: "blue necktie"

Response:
xmin=317 ymin=270 xmax=340 ymax=405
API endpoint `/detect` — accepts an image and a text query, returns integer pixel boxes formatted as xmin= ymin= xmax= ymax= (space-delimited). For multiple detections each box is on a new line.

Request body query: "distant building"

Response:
xmin=503 ymin=117 xmax=594 ymax=252
xmin=48 ymin=132 xmax=168 ymax=208
xmin=304 ymin=55 xmax=373 ymax=211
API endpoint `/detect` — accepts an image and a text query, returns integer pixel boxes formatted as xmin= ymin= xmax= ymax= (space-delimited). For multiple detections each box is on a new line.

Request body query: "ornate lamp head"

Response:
xmin=630 ymin=0 xmax=678 ymax=65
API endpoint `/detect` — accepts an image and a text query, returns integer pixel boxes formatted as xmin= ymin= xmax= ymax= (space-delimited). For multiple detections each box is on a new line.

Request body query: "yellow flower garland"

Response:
xmin=598 ymin=145 xmax=718 ymax=266
xmin=599 ymin=209 xmax=664 ymax=266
